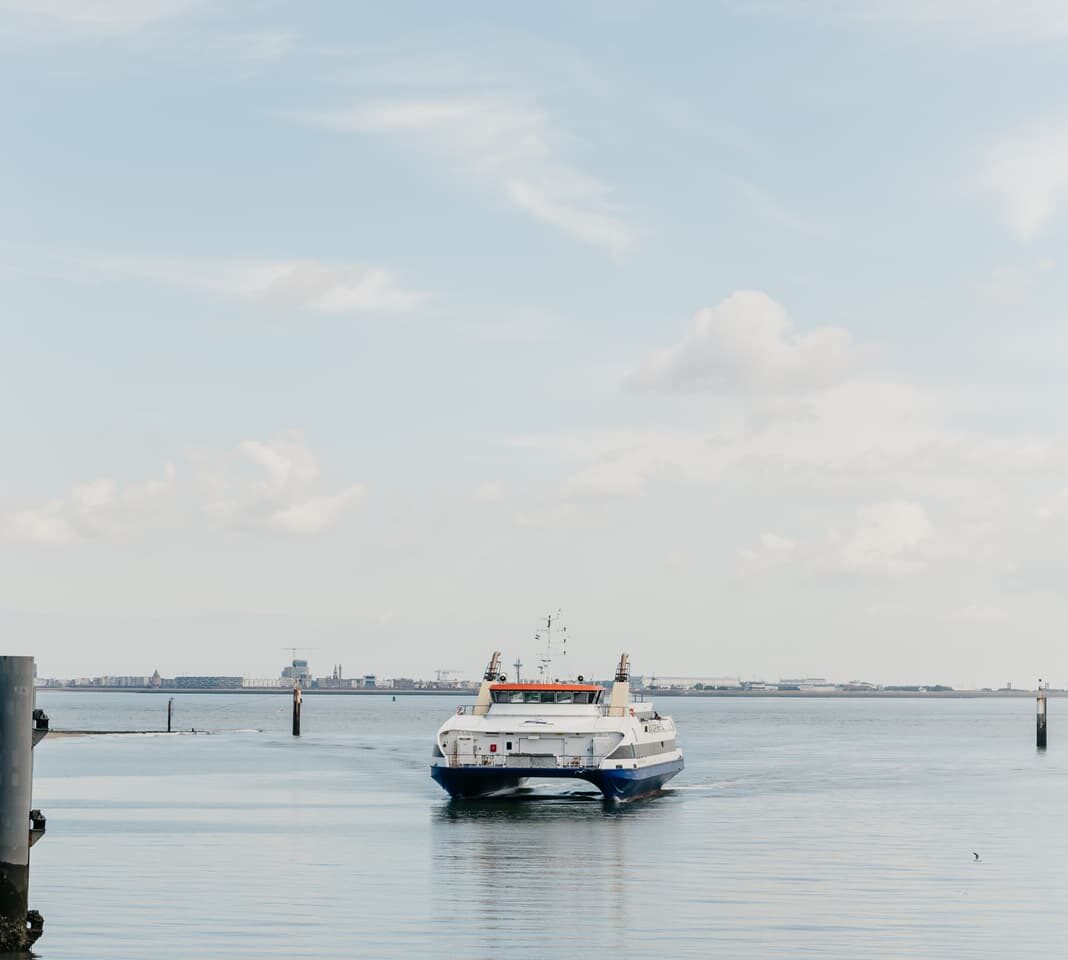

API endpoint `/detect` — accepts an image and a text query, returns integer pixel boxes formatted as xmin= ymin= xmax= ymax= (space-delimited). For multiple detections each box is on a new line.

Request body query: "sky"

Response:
xmin=3 ymin=0 xmax=1068 ymax=687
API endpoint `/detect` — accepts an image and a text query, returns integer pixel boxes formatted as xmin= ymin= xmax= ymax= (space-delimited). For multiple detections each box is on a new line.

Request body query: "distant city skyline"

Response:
xmin=32 ymin=657 xmax=1047 ymax=694
xmin=5 ymin=3 xmax=1068 ymax=690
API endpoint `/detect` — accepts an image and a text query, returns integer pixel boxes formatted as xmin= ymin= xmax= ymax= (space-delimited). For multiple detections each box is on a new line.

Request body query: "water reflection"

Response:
xmin=430 ymin=789 xmax=677 ymax=955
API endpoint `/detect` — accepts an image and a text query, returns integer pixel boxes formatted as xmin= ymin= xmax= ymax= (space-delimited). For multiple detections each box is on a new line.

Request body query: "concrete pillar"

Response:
xmin=0 ymin=656 xmax=42 ymax=951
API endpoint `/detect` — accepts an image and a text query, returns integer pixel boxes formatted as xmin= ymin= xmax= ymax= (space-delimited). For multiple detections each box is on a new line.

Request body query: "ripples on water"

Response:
xmin=24 ymin=693 xmax=1068 ymax=958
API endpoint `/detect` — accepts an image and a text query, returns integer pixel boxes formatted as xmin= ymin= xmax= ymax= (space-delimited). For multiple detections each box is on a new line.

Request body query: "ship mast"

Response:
xmin=535 ymin=610 xmax=566 ymax=682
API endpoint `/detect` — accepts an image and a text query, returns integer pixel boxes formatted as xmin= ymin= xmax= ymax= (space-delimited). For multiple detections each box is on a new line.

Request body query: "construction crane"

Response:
xmin=434 ymin=669 xmax=462 ymax=682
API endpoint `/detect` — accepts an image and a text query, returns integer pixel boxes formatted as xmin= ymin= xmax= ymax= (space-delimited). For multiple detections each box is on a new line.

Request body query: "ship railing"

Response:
xmin=446 ymin=753 xmax=608 ymax=769
xmin=453 ymin=703 xmax=662 ymax=717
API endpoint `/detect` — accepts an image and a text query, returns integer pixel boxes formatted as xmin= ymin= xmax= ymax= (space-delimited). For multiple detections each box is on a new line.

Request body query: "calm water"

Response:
xmin=19 ymin=692 xmax=1068 ymax=958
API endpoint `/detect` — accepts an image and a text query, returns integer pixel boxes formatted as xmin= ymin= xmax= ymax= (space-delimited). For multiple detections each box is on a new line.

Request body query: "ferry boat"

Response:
xmin=430 ymin=647 xmax=684 ymax=801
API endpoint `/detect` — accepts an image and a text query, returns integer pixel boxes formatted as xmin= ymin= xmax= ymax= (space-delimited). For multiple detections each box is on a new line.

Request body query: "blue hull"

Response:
xmin=431 ymin=757 xmax=684 ymax=801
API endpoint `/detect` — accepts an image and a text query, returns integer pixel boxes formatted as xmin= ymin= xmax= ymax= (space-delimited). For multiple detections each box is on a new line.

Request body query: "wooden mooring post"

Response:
xmin=167 ymin=697 xmax=174 ymax=734
xmin=0 ymin=656 xmax=47 ymax=951
xmin=1037 ymin=680 xmax=1048 ymax=750
xmin=292 ymin=684 xmax=302 ymax=737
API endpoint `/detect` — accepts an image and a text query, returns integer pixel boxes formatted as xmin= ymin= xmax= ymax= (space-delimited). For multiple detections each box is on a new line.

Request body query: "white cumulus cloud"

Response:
xmin=626 ymin=291 xmax=858 ymax=394
xmin=6 ymin=436 xmax=365 ymax=544
xmin=197 ymin=435 xmax=366 ymax=535
xmin=8 ymin=465 xmax=176 ymax=544
xmin=270 ymin=487 xmax=366 ymax=534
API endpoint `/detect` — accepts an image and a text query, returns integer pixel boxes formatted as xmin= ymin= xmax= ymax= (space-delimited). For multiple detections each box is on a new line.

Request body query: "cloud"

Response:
xmin=978 ymin=259 xmax=1053 ymax=303
xmin=6 ymin=436 xmax=365 ymax=544
xmin=976 ymin=123 xmax=1068 ymax=237
xmin=196 ymin=435 xmax=367 ymax=535
xmin=227 ymin=31 xmax=295 ymax=68
xmin=8 ymin=465 xmax=176 ymax=544
xmin=270 ymin=487 xmax=366 ymax=534
xmin=738 ymin=532 xmax=796 ymax=577
xmin=739 ymin=503 xmax=933 ymax=581
xmin=626 ymin=291 xmax=858 ymax=394
xmin=473 ymin=482 xmax=505 ymax=503
xmin=857 ymin=0 xmax=1068 ymax=40
xmin=314 ymin=98 xmax=634 ymax=256
xmin=836 ymin=500 xmax=932 ymax=576
xmin=0 ymin=0 xmax=199 ymax=30
xmin=83 ymin=256 xmax=426 ymax=313
xmin=745 ymin=1 xmax=1068 ymax=43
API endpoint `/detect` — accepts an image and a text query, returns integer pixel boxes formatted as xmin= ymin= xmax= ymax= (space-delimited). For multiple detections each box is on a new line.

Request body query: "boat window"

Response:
xmin=524 ymin=691 xmax=542 ymax=703
xmin=506 ymin=741 xmax=512 ymax=750
xmin=556 ymin=692 xmax=574 ymax=703
xmin=540 ymin=692 xmax=556 ymax=703
xmin=510 ymin=693 xmax=524 ymax=703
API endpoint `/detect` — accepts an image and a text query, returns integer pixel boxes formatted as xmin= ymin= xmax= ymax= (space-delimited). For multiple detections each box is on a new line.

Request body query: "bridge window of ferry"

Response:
xmin=556 ymin=692 xmax=574 ymax=703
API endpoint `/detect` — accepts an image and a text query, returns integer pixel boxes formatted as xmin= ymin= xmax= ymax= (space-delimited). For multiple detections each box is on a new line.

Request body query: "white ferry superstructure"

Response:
xmin=430 ymin=651 xmax=684 ymax=800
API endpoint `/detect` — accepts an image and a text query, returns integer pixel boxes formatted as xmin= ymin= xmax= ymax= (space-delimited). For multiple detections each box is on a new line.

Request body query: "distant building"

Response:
xmin=779 ymin=678 xmax=836 ymax=691
xmin=173 ymin=676 xmax=242 ymax=689
xmin=149 ymin=670 xmax=162 ymax=689
xmin=281 ymin=659 xmax=312 ymax=686
xmin=644 ymin=676 xmax=743 ymax=691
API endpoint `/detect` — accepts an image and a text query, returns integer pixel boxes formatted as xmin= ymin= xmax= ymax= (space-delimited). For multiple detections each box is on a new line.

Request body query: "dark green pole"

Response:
xmin=1037 ymin=681 xmax=1047 ymax=749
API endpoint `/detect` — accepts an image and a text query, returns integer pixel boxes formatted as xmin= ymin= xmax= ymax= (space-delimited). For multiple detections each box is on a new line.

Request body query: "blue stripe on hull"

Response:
xmin=588 ymin=757 xmax=685 ymax=800
xmin=431 ymin=756 xmax=684 ymax=801
xmin=430 ymin=764 xmax=525 ymax=799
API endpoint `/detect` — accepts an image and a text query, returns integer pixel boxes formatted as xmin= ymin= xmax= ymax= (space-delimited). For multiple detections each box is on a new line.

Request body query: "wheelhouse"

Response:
xmin=489 ymin=683 xmax=604 ymax=705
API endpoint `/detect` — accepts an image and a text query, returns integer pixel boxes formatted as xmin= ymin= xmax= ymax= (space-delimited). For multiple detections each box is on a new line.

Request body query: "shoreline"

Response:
xmin=36 ymin=687 xmax=1059 ymax=699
